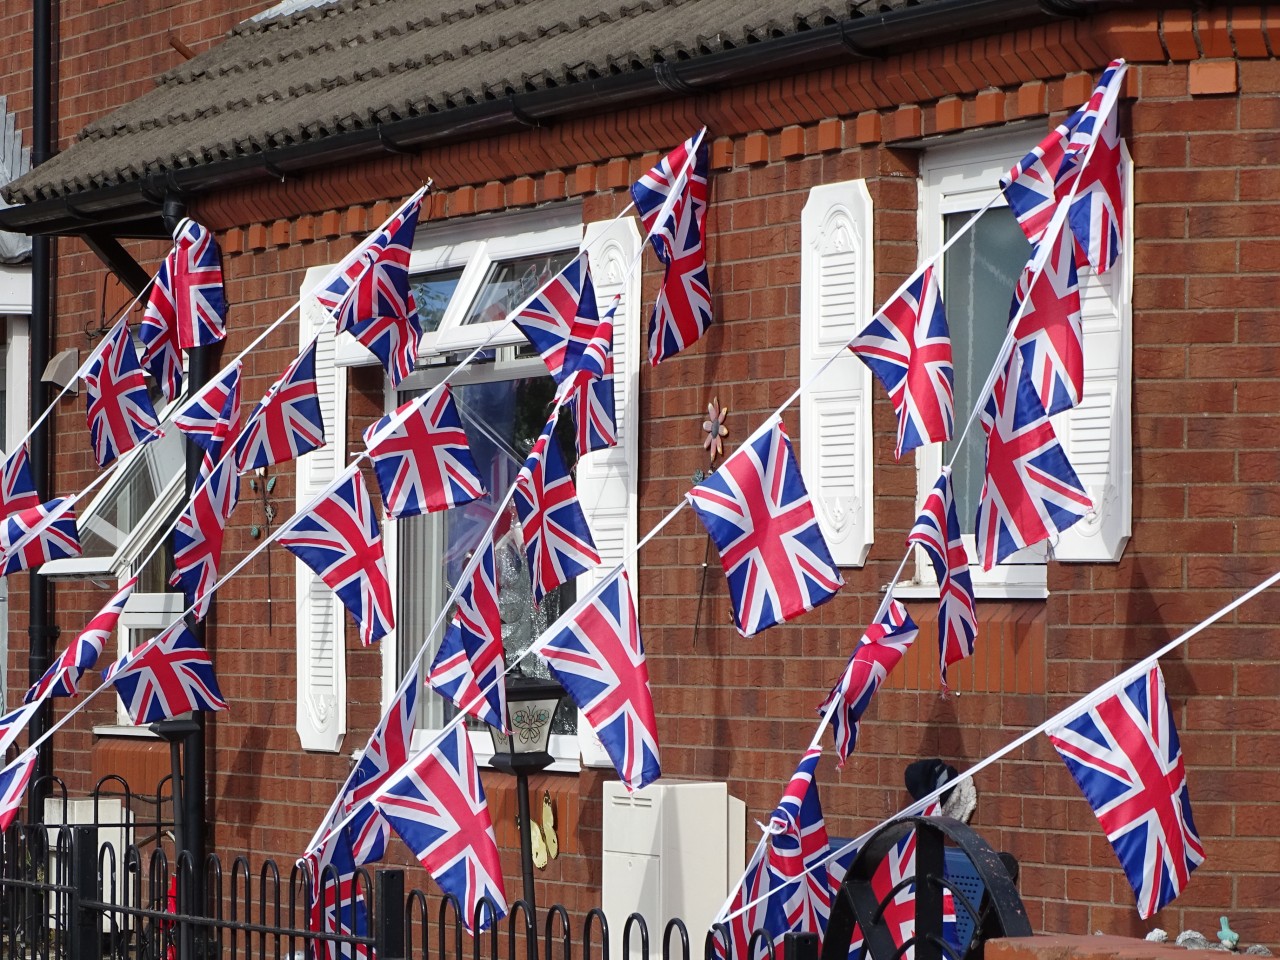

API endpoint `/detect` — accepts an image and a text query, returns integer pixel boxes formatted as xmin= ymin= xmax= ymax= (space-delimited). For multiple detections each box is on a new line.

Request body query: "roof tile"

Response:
xmin=8 ymin=0 xmax=930 ymax=204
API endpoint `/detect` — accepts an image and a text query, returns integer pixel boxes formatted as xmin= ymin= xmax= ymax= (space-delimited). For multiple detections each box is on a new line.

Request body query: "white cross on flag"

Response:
xmin=687 ymin=418 xmax=843 ymax=636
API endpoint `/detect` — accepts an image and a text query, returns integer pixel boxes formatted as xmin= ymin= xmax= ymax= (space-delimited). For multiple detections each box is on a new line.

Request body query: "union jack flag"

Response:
xmin=26 ymin=577 xmax=136 ymax=702
xmin=171 ymin=362 xmax=243 ymax=619
xmin=513 ymin=253 xmax=599 ymax=384
xmin=0 ymin=444 xmax=40 ymax=519
xmin=767 ymin=748 xmax=832 ymax=938
xmin=575 ymin=294 xmax=615 ymax=382
xmin=630 ymin=133 xmax=713 ymax=365
xmin=139 ymin=262 xmax=184 ymax=402
xmin=533 ymin=569 xmax=660 ymax=791
xmin=0 ymin=749 xmax=37 ymax=832
xmin=1001 ymin=60 xmax=1127 ymax=274
xmin=302 ymin=832 xmax=372 ymax=960
xmin=331 ymin=658 xmax=420 ymax=867
xmin=170 ymin=455 xmax=240 ymax=620
xmin=816 ymin=600 xmax=917 ymax=767
xmin=301 ymin=668 xmax=418 ymax=960
xmin=314 ymin=188 xmax=428 ymax=327
xmin=234 ymin=336 xmax=326 ymax=473
xmin=374 ymin=724 xmax=508 ymax=932
xmin=687 ymin=419 xmax=843 ymax=637
xmin=82 ymin=319 xmax=161 ymax=468
xmin=175 ymin=362 xmax=243 ymax=460
xmin=1049 ymin=664 xmax=1204 ymax=919
xmin=428 ymin=538 xmax=506 ymax=731
xmin=333 ymin=198 xmax=423 ymax=386
xmin=907 ymin=469 xmax=977 ymax=689
xmin=1064 ymin=61 xmax=1127 ymax=275
xmin=713 ymin=841 xmax=787 ymax=960
xmin=104 ymin=622 xmax=227 ymax=725
xmin=975 ymin=371 xmax=1091 ymax=570
xmin=363 ymin=386 xmax=486 ymax=519
xmin=279 ymin=470 xmax=394 ymax=646
xmin=564 ymin=295 xmax=619 ymax=456
xmin=165 ymin=218 xmax=229 ymax=350
xmin=1003 ymin=228 xmax=1083 ymax=417
xmin=849 ymin=265 xmax=953 ymax=459
xmin=514 ymin=413 xmax=599 ymax=606
xmin=569 ymin=375 xmax=616 ymax=456
xmin=858 ymin=809 xmax=958 ymax=959
xmin=0 ymin=498 xmax=82 ymax=575
xmin=632 ymin=132 xmax=709 ymax=263
xmin=0 ymin=700 xmax=41 ymax=756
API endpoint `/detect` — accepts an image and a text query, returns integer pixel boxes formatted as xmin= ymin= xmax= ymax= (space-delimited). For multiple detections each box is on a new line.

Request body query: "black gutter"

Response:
xmin=0 ymin=0 xmax=1087 ymax=238
xmin=26 ymin=0 xmax=58 ymax=824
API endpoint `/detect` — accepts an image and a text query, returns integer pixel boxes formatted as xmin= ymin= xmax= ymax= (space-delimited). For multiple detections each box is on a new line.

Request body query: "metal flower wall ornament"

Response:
xmin=702 ymin=397 xmax=729 ymax=463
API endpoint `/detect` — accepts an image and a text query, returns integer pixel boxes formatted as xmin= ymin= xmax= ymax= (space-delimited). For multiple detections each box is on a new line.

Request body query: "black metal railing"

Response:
xmin=0 ymin=821 xmax=712 ymax=960
xmin=2 ymin=793 xmax=1024 ymax=960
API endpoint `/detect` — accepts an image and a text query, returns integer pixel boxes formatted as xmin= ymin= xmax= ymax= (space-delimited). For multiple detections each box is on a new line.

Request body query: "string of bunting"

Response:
xmin=0 ymin=55 xmax=1214 ymax=943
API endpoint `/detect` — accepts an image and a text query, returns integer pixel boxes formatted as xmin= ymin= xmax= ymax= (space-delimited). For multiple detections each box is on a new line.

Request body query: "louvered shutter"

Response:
xmin=1054 ymin=147 xmax=1133 ymax=562
xmin=799 ymin=181 xmax=874 ymax=567
xmin=575 ymin=216 xmax=640 ymax=768
xmin=295 ymin=266 xmax=349 ymax=752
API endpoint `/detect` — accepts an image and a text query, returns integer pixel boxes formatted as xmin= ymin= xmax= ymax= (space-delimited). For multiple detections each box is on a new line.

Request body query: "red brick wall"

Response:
xmin=7 ymin=1 xmax=1280 ymax=946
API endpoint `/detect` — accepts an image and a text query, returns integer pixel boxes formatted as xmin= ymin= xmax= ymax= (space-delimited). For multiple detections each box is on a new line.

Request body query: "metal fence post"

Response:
xmin=783 ymin=932 xmax=819 ymax=960
xmin=375 ymin=869 xmax=406 ymax=960
xmin=68 ymin=824 xmax=102 ymax=960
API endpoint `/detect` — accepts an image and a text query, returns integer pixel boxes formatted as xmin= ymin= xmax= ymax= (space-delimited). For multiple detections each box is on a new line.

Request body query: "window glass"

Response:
xmin=397 ymin=373 xmax=577 ymax=736
xmin=941 ymin=206 xmax=1030 ymax=521
xmin=77 ymin=427 xmax=185 ymax=560
xmin=132 ymin=508 xmax=179 ymax=594
xmin=411 ymin=268 xmax=464 ymax=335
xmin=460 ymin=251 xmax=576 ymax=327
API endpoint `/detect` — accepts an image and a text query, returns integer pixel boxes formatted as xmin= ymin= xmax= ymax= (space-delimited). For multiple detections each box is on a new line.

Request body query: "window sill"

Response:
xmin=477 ymin=753 xmax=582 ymax=775
xmin=92 ymin=724 xmax=160 ymax=739
xmin=409 ymin=729 xmax=583 ymax=775
xmin=891 ymin=581 xmax=1049 ymax=602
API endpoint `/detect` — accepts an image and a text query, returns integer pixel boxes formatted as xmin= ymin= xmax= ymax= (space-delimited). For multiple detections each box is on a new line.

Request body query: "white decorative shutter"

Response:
xmin=800 ymin=181 xmax=874 ymax=567
xmin=575 ymin=216 xmax=640 ymax=768
xmin=1054 ymin=146 xmax=1133 ymax=562
xmin=295 ymin=266 xmax=349 ymax=751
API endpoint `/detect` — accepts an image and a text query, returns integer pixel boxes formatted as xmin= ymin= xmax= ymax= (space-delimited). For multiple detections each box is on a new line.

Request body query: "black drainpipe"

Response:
xmin=159 ymin=192 xmax=213 ymax=918
xmin=26 ymin=0 xmax=59 ymax=823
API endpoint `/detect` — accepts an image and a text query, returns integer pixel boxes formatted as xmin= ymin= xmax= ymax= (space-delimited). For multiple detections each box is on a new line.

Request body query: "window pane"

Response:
xmin=398 ymin=373 xmax=577 ymax=735
xmin=460 ymin=251 xmax=576 ymax=327
xmin=133 ymin=508 xmax=179 ymax=594
xmin=410 ymin=268 xmax=464 ymax=335
xmin=941 ymin=206 xmax=1031 ymax=522
xmin=78 ymin=428 xmax=185 ymax=560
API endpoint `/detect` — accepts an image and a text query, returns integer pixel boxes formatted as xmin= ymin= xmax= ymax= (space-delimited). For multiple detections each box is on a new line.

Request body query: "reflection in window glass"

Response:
xmin=941 ymin=206 xmax=1030 ymax=521
xmin=77 ymin=427 xmax=186 ymax=560
xmin=133 ymin=507 xmax=180 ymax=594
xmin=410 ymin=268 xmax=464 ymax=335
xmin=460 ymin=251 xmax=576 ymax=327
xmin=398 ymin=374 xmax=578 ymax=736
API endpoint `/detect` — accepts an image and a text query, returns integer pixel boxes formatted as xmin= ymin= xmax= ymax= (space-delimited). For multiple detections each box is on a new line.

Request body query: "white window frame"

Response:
xmin=94 ymin=589 xmax=187 ymax=733
xmin=900 ymin=127 xmax=1132 ymax=600
xmin=41 ymin=395 xmax=188 ymax=580
xmin=306 ymin=201 xmax=639 ymax=764
xmin=380 ymin=208 xmax=587 ymax=771
xmin=335 ymin=205 xmax=583 ymax=367
xmin=383 ymin=354 xmax=582 ymax=770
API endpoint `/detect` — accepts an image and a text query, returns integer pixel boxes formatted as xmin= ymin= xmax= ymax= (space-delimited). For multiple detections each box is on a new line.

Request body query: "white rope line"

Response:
xmin=721 ymin=559 xmax=1278 ymax=925
xmin=719 ymin=61 xmax=1131 ymax=925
